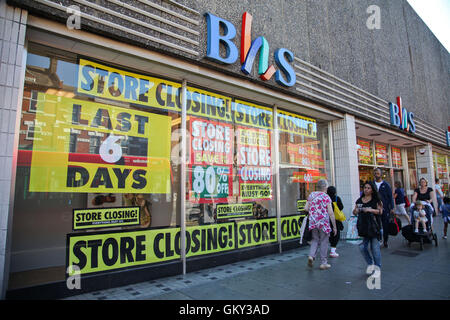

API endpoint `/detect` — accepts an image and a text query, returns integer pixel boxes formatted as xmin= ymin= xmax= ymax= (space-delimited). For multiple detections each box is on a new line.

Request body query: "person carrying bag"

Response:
xmin=327 ymin=186 xmax=345 ymax=258
xmin=354 ymin=181 xmax=383 ymax=274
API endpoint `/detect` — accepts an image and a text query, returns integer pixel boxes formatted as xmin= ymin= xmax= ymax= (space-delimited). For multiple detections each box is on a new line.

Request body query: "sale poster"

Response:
xmin=188 ymin=117 xmax=233 ymax=203
xmin=357 ymin=138 xmax=373 ymax=165
xmin=287 ymin=142 xmax=324 ymax=170
xmin=392 ymin=147 xmax=402 ymax=167
xmin=29 ymin=93 xmax=172 ymax=194
xmin=236 ymin=126 xmax=273 ymax=201
xmin=375 ymin=143 xmax=388 ymax=166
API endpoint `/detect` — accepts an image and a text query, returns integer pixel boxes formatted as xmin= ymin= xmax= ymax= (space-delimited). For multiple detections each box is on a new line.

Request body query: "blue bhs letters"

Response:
xmin=205 ymin=12 xmax=296 ymax=87
xmin=389 ymin=97 xmax=415 ymax=133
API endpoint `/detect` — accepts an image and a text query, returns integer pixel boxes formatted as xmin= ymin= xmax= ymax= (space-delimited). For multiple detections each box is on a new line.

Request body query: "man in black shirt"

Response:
xmin=373 ymin=168 xmax=395 ymax=248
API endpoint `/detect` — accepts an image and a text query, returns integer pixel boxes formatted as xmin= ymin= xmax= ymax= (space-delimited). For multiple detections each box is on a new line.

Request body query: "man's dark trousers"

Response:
xmin=377 ymin=181 xmax=394 ymax=244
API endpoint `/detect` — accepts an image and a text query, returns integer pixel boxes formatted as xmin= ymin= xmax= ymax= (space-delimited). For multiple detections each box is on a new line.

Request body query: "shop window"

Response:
xmin=407 ymin=148 xmax=418 ymax=190
xmin=357 ymin=138 xmax=373 ymax=165
xmin=10 ymin=44 xmax=181 ymax=289
xmin=185 ymin=98 xmax=277 ymax=253
xmin=278 ymin=109 xmax=330 ymax=218
xmin=375 ymin=143 xmax=389 ymax=166
xmin=435 ymin=153 xmax=448 ymax=196
xmin=392 ymin=147 xmax=402 ymax=168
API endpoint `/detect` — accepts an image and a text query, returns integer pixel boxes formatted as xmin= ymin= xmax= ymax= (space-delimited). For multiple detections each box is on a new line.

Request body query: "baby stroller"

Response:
xmin=401 ymin=202 xmax=438 ymax=250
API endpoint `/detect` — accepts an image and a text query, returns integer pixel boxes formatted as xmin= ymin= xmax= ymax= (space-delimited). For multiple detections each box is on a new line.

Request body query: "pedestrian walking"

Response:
xmin=327 ymin=186 xmax=344 ymax=258
xmin=354 ymin=181 xmax=383 ymax=273
xmin=304 ymin=179 xmax=337 ymax=270
xmin=435 ymin=178 xmax=444 ymax=212
xmin=442 ymin=197 xmax=450 ymax=240
xmin=373 ymin=168 xmax=395 ymax=248
xmin=394 ymin=181 xmax=411 ymax=225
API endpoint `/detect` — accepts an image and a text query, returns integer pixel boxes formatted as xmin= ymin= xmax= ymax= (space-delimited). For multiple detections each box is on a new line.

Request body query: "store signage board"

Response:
xmin=389 ymin=96 xmax=416 ymax=134
xmin=205 ymin=12 xmax=296 ymax=87
xmin=67 ymin=215 xmax=306 ymax=276
xmin=216 ymin=203 xmax=253 ymax=219
xmin=446 ymin=129 xmax=450 ymax=147
xmin=73 ymin=207 xmax=140 ymax=230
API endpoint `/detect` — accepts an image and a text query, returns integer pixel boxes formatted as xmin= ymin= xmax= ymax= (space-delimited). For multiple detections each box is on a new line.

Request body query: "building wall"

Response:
xmin=0 ymin=0 xmax=27 ymax=299
xmin=8 ymin=0 xmax=449 ymax=145
xmin=180 ymin=0 xmax=450 ymax=131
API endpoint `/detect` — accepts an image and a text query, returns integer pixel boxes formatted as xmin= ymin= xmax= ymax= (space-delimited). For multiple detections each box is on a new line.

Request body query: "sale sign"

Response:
xmin=375 ymin=143 xmax=388 ymax=166
xmin=236 ymin=126 xmax=273 ymax=201
xmin=392 ymin=147 xmax=402 ymax=167
xmin=188 ymin=117 xmax=233 ymax=203
xmin=189 ymin=164 xmax=232 ymax=203
xmin=29 ymin=93 xmax=172 ymax=194
xmin=357 ymin=138 xmax=373 ymax=165
xmin=190 ymin=117 xmax=233 ymax=165
xmin=287 ymin=142 xmax=324 ymax=170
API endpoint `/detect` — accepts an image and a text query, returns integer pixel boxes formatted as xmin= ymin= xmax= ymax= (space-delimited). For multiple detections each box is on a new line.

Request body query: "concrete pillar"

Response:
xmin=0 ymin=0 xmax=27 ymax=299
xmin=331 ymin=114 xmax=360 ymax=234
xmin=415 ymin=144 xmax=435 ymax=184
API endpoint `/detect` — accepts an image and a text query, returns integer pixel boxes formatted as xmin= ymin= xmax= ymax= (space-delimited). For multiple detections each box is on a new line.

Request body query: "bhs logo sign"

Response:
xmin=205 ymin=12 xmax=296 ymax=87
xmin=389 ymin=97 xmax=415 ymax=134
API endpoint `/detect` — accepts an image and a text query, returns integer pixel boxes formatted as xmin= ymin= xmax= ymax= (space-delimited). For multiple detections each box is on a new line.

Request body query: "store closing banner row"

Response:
xmin=68 ymin=215 xmax=305 ymax=276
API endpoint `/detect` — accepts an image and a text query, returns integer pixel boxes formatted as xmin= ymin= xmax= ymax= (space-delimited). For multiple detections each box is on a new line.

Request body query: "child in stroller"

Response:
xmin=412 ymin=201 xmax=428 ymax=233
xmin=401 ymin=200 xmax=438 ymax=250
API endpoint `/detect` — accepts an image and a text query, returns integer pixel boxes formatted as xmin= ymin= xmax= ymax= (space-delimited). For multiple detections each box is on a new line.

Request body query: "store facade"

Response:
xmin=0 ymin=0 xmax=448 ymax=299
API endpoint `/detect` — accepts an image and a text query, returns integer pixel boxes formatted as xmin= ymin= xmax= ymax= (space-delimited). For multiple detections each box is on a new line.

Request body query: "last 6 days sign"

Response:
xmin=29 ymin=93 xmax=172 ymax=194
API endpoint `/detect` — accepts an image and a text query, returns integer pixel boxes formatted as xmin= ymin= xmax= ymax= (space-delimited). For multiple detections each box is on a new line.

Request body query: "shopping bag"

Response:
xmin=333 ymin=202 xmax=346 ymax=222
xmin=346 ymin=215 xmax=362 ymax=244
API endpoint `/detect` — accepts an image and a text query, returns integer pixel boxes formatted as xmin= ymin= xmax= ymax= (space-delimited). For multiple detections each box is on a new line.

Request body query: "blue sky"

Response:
xmin=407 ymin=0 xmax=450 ymax=52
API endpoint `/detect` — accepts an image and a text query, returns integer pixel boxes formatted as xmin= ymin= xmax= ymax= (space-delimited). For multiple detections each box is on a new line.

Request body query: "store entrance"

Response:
xmin=358 ymin=166 xmax=394 ymax=191
xmin=393 ymin=170 xmax=404 ymax=189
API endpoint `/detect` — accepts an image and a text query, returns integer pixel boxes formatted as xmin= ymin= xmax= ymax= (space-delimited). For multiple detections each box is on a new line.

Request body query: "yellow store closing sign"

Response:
xmin=73 ymin=207 xmax=141 ymax=230
xmin=277 ymin=109 xmax=316 ymax=138
xmin=236 ymin=218 xmax=277 ymax=249
xmin=280 ymin=215 xmax=306 ymax=241
xmin=78 ymin=59 xmax=233 ymax=123
xmin=67 ymin=223 xmax=235 ymax=275
xmin=29 ymin=93 xmax=171 ymax=193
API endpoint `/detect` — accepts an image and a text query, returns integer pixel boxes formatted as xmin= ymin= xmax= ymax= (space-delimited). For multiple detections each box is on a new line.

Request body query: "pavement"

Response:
xmin=64 ymin=217 xmax=450 ymax=300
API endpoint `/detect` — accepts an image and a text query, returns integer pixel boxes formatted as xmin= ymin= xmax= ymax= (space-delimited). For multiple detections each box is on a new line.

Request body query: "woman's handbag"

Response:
xmin=388 ymin=217 xmax=401 ymax=236
xmin=333 ymin=202 xmax=346 ymax=222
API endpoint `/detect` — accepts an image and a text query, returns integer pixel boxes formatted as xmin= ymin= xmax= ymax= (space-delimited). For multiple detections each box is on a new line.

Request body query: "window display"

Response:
xmin=10 ymin=42 xmax=332 ymax=291
xmin=278 ymin=109 xmax=330 ymax=219
xmin=10 ymin=44 xmax=182 ymax=289
xmin=392 ymin=147 xmax=402 ymax=168
xmin=375 ymin=143 xmax=389 ymax=166
xmin=357 ymin=138 xmax=373 ymax=165
xmin=185 ymin=99 xmax=277 ymax=250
